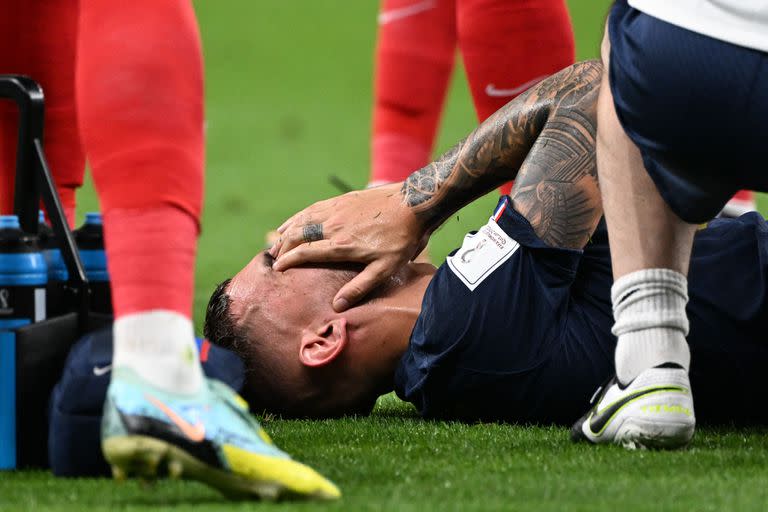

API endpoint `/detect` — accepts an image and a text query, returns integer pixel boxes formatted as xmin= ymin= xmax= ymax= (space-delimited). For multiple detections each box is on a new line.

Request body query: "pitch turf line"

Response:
xmin=3 ymin=397 xmax=768 ymax=511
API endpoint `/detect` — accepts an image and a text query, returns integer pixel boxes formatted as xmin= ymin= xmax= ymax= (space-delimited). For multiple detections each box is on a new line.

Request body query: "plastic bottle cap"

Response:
xmin=0 ymin=215 xmax=20 ymax=229
xmin=85 ymin=212 xmax=102 ymax=225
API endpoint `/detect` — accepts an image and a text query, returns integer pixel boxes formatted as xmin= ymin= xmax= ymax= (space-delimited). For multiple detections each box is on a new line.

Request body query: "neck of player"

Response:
xmin=346 ymin=262 xmax=435 ymax=392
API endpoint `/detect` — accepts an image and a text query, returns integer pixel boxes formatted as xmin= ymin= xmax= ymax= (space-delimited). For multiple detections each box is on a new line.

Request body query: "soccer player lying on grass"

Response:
xmin=205 ymin=61 xmax=768 ymax=425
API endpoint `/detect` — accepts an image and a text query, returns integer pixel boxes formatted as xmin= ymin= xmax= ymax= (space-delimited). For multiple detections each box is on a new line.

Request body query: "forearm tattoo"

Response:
xmin=401 ymin=60 xmax=603 ymax=248
xmin=510 ymin=104 xmax=600 ymax=249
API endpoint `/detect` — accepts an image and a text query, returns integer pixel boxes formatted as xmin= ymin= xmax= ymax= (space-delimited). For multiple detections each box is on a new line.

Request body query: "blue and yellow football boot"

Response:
xmin=101 ymin=367 xmax=341 ymax=500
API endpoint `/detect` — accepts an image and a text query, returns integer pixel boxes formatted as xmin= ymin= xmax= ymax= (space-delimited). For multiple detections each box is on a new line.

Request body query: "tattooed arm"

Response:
xmin=272 ymin=61 xmax=602 ymax=310
xmin=402 ymin=59 xmax=602 ymax=249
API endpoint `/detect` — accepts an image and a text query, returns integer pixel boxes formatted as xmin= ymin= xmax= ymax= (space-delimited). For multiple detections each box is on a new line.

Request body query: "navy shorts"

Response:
xmin=608 ymin=0 xmax=768 ymax=223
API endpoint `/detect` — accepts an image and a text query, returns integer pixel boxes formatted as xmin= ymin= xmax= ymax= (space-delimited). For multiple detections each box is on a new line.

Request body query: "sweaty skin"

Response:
xmin=272 ymin=61 xmax=602 ymax=311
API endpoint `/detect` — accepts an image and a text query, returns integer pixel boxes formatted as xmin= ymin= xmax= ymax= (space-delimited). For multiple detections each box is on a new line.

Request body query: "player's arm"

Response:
xmin=401 ymin=60 xmax=601 ymax=247
xmin=273 ymin=61 xmax=602 ymax=311
xmin=506 ymin=65 xmax=601 ymax=249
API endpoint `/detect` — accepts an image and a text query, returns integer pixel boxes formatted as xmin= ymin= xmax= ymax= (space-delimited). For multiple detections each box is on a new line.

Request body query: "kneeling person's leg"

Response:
xmin=573 ymin=10 xmax=701 ymax=448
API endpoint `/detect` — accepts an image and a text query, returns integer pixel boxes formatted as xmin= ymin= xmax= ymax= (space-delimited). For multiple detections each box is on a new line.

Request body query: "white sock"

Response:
xmin=612 ymin=269 xmax=691 ymax=384
xmin=112 ymin=310 xmax=204 ymax=395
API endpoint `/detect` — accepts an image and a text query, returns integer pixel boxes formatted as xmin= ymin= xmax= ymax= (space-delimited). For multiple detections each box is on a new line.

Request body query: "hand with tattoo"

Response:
xmin=302 ymin=223 xmax=324 ymax=242
xmin=270 ymin=183 xmax=429 ymax=310
xmin=272 ymin=61 xmax=603 ymax=311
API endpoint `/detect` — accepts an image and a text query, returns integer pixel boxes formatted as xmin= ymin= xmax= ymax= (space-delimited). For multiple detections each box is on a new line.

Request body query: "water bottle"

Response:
xmin=0 ymin=215 xmax=47 ymax=469
xmin=38 ymin=211 xmax=68 ymax=317
xmin=74 ymin=212 xmax=111 ymax=315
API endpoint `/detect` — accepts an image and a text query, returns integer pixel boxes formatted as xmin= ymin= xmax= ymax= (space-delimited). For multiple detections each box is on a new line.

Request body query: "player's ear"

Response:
xmin=298 ymin=318 xmax=348 ymax=368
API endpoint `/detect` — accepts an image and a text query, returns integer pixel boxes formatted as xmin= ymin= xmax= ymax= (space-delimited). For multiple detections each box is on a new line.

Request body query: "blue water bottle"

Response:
xmin=38 ymin=211 xmax=68 ymax=317
xmin=74 ymin=212 xmax=111 ymax=315
xmin=0 ymin=215 xmax=47 ymax=469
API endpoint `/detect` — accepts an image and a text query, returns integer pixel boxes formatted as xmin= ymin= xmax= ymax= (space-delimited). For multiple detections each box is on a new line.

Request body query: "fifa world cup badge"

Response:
xmin=446 ymin=219 xmax=519 ymax=291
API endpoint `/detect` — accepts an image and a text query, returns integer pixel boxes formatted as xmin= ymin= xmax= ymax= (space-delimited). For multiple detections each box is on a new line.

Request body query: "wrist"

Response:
xmin=395 ymin=181 xmax=437 ymax=234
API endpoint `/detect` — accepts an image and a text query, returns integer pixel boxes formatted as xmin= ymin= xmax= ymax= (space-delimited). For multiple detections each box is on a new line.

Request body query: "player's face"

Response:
xmin=227 ymin=252 xmax=379 ymax=416
xmin=229 ymin=251 xmax=360 ymax=324
xmin=226 ymin=251 xmax=328 ymax=401
xmin=227 ymin=251 xmax=356 ymax=365
xmin=228 ymin=251 xmax=316 ymax=343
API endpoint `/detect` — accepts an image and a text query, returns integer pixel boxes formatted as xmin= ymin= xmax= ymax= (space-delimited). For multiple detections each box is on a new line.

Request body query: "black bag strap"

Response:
xmin=0 ymin=75 xmax=90 ymax=327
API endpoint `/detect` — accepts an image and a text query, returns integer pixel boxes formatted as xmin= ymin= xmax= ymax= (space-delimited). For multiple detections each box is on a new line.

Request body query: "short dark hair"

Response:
xmin=204 ymin=278 xmax=275 ymax=409
xmin=204 ymin=277 xmax=306 ymax=416
xmin=203 ymin=278 xmax=247 ymax=355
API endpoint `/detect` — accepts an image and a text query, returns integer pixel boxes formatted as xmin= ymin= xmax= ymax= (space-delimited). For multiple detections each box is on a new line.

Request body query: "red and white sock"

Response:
xmin=77 ymin=0 xmax=205 ymax=394
xmin=104 ymin=207 xmax=201 ymax=394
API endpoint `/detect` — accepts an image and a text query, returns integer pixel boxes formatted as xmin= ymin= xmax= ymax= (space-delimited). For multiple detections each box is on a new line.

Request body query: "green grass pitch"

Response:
xmin=4 ymin=1 xmax=768 ymax=510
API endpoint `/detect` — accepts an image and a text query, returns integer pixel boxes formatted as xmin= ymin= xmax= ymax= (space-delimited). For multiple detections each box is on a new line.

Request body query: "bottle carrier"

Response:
xmin=0 ymin=76 xmax=111 ymax=469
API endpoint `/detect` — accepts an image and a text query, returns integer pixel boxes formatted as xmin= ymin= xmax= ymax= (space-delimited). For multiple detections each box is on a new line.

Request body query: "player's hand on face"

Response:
xmin=270 ymin=183 xmax=428 ymax=312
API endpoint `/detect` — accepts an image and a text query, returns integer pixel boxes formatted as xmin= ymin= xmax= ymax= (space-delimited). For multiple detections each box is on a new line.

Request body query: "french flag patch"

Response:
xmin=491 ymin=197 xmax=508 ymax=222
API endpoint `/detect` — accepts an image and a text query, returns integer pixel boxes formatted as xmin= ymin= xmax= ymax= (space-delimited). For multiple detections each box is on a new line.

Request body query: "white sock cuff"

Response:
xmin=611 ymin=268 xmax=688 ymax=304
xmin=611 ymin=268 xmax=689 ymax=337
xmin=112 ymin=310 xmax=203 ymax=395
xmin=114 ymin=310 xmax=195 ymax=355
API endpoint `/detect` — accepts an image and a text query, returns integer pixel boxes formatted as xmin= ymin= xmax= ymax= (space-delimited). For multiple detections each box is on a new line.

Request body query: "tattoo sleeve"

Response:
xmin=400 ymin=60 xmax=603 ymax=249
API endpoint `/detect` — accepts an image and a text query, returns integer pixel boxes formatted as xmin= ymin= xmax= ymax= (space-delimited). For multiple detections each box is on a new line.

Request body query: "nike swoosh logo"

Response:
xmin=485 ymin=76 xmax=548 ymax=98
xmin=378 ymin=0 xmax=436 ymax=25
xmin=588 ymin=386 xmax=685 ymax=436
xmin=92 ymin=364 xmax=112 ymax=376
xmin=145 ymin=393 xmax=206 ymax=442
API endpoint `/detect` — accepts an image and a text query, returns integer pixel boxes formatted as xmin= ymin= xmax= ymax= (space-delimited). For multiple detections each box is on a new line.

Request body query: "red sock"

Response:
xmin=102 ymin=207 xmax=197 ymax=317
xmin=457 ymin=0 xmax=575 ymax=195
xmin=0 ymin=1 xmax=84 ymax=226
xmin=371 ymin=0 xmax=457 ymax=185
xmin=77 ymin=0 xmax=204 ymax=319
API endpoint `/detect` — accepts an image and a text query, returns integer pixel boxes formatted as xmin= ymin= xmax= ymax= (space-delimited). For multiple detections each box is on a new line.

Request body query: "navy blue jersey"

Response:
xmin=394 ymin=196 xmax=768 ymax=425
xmin=608 ymin=0 xmax=768 ymax=222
